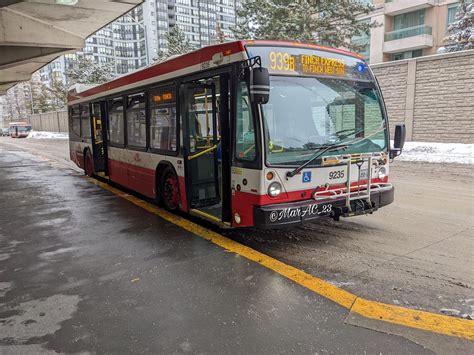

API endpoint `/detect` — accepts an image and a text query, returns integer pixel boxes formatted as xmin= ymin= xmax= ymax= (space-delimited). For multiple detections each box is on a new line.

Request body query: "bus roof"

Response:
xmin=68 ymin=40 xmax=363 ymax=105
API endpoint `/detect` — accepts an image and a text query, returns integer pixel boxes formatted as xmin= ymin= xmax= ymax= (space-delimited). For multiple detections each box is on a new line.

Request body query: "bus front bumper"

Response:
xmin=253 ymin=186 xmax=394 ymax=228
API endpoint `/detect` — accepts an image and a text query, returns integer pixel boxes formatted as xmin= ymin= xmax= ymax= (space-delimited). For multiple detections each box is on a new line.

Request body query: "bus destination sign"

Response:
xmin=246 ymin=45 xmax=370 ymax=80
xmin=269 ymin=51 xmax=346 ymax=76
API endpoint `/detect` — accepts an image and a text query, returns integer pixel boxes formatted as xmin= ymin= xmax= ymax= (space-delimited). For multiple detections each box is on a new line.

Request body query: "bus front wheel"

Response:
xmin=161 ymin=167 xmax=179 ymax=211
xmin=84 ymin=150 xmax=93 ymax=177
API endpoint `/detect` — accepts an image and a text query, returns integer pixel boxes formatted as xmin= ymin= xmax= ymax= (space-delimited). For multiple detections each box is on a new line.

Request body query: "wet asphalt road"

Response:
xmin=0 ymin=142 xmax=437 ymax=353
xmin=223 ymin=161 xmax=474 ymax=319
xmin=8 ymin=137 xmax=469 ymax=319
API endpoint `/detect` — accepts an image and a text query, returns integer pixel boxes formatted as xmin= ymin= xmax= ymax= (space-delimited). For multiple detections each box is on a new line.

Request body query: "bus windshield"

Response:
xmin=262 ymin=76 xmax=387 ymax=166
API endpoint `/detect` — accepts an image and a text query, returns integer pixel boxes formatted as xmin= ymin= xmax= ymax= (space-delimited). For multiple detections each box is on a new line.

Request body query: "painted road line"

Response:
xmin=85 ymin=176 xmax=474 ymax=341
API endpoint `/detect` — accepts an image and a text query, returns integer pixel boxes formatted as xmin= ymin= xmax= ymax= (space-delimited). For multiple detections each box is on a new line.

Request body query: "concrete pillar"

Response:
xmin=369 ymin=13 xmax=386 ymax=64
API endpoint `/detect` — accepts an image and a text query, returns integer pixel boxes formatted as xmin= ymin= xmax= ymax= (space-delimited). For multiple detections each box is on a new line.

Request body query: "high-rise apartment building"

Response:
xmin=39 ymin=0 xmax=240 ymax=86
xmin=143 ymin=0 xmax=239 ymax=60
xmin=353 ymin=0 xmax=462 ymax=63
xmin=39 ymin=6 xmax=147 ymax=86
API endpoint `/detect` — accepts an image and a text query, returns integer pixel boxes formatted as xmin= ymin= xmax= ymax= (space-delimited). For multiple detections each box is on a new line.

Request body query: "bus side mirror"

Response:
xmin=249 ymin=67 xmax=270 ymax=104
xmin=390 ymin=124 xmax=406 ymax=159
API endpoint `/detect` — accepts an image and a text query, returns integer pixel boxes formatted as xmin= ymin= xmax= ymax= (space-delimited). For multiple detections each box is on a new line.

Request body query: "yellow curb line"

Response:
xmin=86 ymin=176 xmax=474 ymax=340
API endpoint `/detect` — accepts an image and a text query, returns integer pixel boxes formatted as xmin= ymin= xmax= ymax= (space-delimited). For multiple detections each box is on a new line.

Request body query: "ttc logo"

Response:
xmin=302 ymin=171 xmax=312 ymax=183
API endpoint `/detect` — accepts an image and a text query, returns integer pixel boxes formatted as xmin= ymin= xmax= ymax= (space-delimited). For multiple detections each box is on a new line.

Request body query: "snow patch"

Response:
xmin=396 ymin=142 xmax=473 ymax=165
xmin=27 ymin=131 xmax=69 ymax=140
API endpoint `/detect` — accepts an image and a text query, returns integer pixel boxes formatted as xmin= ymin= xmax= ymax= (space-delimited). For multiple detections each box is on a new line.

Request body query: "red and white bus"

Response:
xmin=9 ymin=122 xmax=32 ymax=138
xmin=68 ymin=40 xmax=406 ymax=228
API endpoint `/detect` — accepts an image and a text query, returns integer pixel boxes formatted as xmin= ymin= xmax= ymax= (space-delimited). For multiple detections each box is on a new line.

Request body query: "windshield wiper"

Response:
xmin=286 ymin=143 xmax=348 ymax=178
xmin=285 ymin=127 xmax=386 ymax=179
xmin=330 ymin=127 xmax=365 ymax=142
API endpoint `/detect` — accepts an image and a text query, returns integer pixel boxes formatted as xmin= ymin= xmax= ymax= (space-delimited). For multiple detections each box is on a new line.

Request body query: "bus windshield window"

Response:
xmin=262 ymin=76 xmax=387 ymax=166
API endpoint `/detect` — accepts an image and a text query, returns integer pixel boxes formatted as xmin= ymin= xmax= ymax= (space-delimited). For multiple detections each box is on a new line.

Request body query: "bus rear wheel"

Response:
xmin=161 ymin=167 xmax=179 ymax=211
xmin=84 ymin=150 xmax=93 ymax=177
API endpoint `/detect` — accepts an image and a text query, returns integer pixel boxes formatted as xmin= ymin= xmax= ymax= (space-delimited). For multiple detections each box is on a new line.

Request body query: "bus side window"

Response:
xmin=108 ymin=98 xmax=124 ymax=146
xmin=149 ymin=86 xmax=177 ymax=152
xmin=71 ymin=105 xmax=81 ymax=137
xmin=80 ymin=104 xmax=91 ymax=138
xmin=235 ymin=82 xmax=256 ymax=161
xmin=126 ymin=92 xmax=146 ymax=148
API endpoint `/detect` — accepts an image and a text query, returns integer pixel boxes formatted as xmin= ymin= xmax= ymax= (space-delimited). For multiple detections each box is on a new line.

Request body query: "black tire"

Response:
xmin=160 ymin=166 xmax=180 ymax=211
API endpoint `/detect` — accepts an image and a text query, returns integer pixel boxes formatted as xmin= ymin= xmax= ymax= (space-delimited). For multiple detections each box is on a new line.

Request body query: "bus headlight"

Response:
xmin=268 ymin=182 xmax=282 ymax=197
xmin=378 ymin=166 xmax=387 ymax=180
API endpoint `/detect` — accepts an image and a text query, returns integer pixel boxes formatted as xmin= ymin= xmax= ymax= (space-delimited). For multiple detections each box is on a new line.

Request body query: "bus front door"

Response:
xmin=90 ymin=102 xmax=108 ymax=177
xmin=182 ymin=81 xmax=222 ymax=222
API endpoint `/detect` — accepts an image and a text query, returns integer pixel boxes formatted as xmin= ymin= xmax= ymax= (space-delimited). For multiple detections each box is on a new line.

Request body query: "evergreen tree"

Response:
xmin=156 ymin=26 xmax=194 ymax=62
xmin=28 ymin=75 xmax=68 ymax=114
xmin=233 ymin=0 xmax=377 ymax=52
xmin=35 ymin=85 xmax=52 ymax=113
xmin=66 ymin=56 xmax=114 ymax=85
xmin=441 ymin=0 xmax=473 ymax=52
xmin=48 ymin=79 xmax=68 ymax=111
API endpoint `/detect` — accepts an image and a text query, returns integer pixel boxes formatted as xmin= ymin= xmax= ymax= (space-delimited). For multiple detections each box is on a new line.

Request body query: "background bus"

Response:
xmin=9 ymin=122 xmax=32 ymax=138
xmin=68 ymin=40 xmax=405 ymax=228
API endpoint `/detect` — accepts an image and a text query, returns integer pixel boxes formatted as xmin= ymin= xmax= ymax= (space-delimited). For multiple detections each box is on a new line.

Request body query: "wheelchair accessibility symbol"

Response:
xmin=302 ymin=171 xmax=312 ymax=183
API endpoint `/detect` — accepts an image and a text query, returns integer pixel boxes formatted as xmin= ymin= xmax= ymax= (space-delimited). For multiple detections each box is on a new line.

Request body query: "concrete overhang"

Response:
xmin=0 ymin=0 xmax=143 ymax=95
xmin=383 ymin=34 xmax=434 ymax=54
xmin=384 ymin=0 xmax=436 ymax=16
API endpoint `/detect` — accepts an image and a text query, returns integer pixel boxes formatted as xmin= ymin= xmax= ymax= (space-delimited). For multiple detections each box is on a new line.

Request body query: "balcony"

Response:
xmin=384 ymin=0 xmax=436 ymax=16
xmin=383 ymin=25 xmax=433 ymax=53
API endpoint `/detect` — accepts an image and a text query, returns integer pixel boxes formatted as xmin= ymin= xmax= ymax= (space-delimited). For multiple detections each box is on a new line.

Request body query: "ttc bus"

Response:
xmin=68 ymin=40 xmax=406 ymax=228
xmin=9 ymin=122 xmax=32 ymax=138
